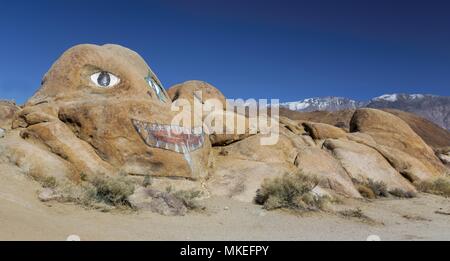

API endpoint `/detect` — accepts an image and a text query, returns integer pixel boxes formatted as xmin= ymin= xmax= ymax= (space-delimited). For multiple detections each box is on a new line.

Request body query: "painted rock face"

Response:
xmin=17 ymin=44 xmax=211 ymax=180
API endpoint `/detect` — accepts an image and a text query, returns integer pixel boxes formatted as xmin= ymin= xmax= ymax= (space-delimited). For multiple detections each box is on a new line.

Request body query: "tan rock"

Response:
xmin=350 ymin=108 xmax=446 ymax=179
xmin=0 ymin=100 xmax=20 ymax=130
xmin=438 ymin=154 xmax=450 ymax=165
xmin=167 ymin=80 xmax=255 ymax=146
xmin=0 ymin=130 xmax=78 ymax=182
xmin=218 ymin=130 xmax=302 ymax=165
xmin=323 ymin=139 xmax=416 ymax=192
xmin=207 ymin=130 xmax=305 ymax=202
xmin=207 ymin=128 xmax=364 ymax=201
xmin=294 ymin=147 xmax=362 ymax=198
xmin=207 ymin=156 xmax=297 ymax=202
xmin=128 ymin=187 xmax=188 ymax=216
xmin=167 ymin=80 xmax=226 ymax=107
xmin=8 ymin=44 xmax=212 ymax=181
xmin=303 ymin=122 xmax=347 ymax=140
xmin=346 ymin=131 xmax=437 ymax=181
xmin=279 ymin=117 xmax=306 ymax=135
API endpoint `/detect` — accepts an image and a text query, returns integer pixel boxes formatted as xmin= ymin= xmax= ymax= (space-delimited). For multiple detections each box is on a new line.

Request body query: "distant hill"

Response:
xmin=279 ymin=94 xmax=450 ymax=130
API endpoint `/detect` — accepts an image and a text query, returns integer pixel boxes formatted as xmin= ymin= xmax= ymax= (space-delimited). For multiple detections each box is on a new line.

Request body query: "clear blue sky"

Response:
xmin=1 ymin=0 xmax=450 ymax=104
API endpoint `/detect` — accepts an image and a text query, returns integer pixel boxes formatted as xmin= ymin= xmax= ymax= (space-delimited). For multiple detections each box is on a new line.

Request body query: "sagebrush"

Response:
xmin=254 ymin=172 xmax=327 ymax=211
xmin=415 ymin=177 xmax=450 ymax=197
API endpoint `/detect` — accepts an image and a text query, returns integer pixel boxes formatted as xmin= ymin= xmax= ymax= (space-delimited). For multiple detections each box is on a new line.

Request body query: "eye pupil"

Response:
xmin=97 ymin=72 xmax=111 ymax=87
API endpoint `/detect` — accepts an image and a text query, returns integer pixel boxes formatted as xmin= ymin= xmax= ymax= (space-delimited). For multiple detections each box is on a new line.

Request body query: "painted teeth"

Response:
xmin=132 ymin=119 xmax=205 ymax=153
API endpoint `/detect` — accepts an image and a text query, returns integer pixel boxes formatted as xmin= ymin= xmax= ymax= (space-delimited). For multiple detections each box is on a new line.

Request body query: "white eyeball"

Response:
xmin=90 ymin=71 xmax=120 ymax=88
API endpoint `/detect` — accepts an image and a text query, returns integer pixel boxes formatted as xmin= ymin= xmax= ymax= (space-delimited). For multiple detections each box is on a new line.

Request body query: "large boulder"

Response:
xmin=302 ymin=122 xmax=347 ymax=140
xmin=207 ymin=130 xmax=304 ymax=202
xmin=207 ymin=128 xmax=364 ymax=201
xmin=323 ymin=139 xmax=416 ymax=193
xmin=3 ymin=43 xmax=448 ymax=205
xmin=0 ymin=129 xmax=78 ymax=182
xmin=2 ymin=44 xmax=212 ymax=181
xmin=294 ymin=146 xmax=362 ymax=198
xmin=0 ymin=100 xmax=20 ymax=130
xmin=167 ymin=80 xmax=254 ymax=146
xmin=279 ymin=117 xmax=306 ymax=135
xmin=167 ymin=80 xmax=227 ymax=108
xmin=207 ymin=156 xmax=296 ymax=202
xmin=350 ymin=108 xmax=447 ymax=179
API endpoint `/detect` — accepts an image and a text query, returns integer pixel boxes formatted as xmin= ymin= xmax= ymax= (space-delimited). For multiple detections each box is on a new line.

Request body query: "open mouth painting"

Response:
xmin=132 ymin=119 xmax=205 ymax=153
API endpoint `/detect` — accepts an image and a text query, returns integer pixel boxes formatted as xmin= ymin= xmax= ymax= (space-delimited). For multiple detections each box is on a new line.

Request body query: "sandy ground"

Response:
xmin=1 ymin=164 xmax=449 ymax=241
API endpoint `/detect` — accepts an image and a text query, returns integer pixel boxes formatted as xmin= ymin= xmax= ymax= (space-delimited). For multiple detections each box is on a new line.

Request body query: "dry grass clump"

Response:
xmin=354 ymin=179 xmax=417 ymax=199
xmin=389 ymin=188 xmax=417 ymax=199
xmin=172 ymin=189 xmax=204 ymax=210
xmin=367 ymin=179 xmax=389 ymax=197
xmin=338 ymin=208 xmax=373 ymax=223
xmin=353 ymin=179 xmax=390 ymax=199
xmin=415 ymin=177 xmax=450 ymax=197
xmin=356 ymin=184 xmax=376 ymax=199
xmin=41 ymin=175 xmax=136 ymax=209
xmin=254 ymin=172 xmax=328 ymax=212
xmin=90 ymin=175 xmax=135 ymax=206
xmin=34 ymin=175 xmax=58 ymax=188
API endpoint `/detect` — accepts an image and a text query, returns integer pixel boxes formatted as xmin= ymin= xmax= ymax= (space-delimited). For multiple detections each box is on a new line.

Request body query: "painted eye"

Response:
xmin=146 ymin=75 xmax=167 ymax=102
xmin=90 ymin=71 xmax=120 ymax=88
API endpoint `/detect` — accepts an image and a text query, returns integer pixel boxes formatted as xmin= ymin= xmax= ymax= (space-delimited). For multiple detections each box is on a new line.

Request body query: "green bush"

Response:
xmin=254 ymin=172 xmax=327 ymax=211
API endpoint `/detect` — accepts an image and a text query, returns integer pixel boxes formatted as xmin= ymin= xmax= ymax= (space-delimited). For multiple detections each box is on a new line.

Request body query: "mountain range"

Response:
xmin=279 ymin=94 xmax=450 ymax=130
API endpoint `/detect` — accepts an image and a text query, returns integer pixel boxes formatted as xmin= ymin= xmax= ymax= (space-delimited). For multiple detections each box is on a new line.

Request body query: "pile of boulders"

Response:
xmin=0 ymin=44 xmax=448 ymax=215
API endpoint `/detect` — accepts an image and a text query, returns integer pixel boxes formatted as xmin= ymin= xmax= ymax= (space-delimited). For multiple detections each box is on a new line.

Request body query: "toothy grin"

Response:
xmin=132 ymin=119 xmax=205 ymax=153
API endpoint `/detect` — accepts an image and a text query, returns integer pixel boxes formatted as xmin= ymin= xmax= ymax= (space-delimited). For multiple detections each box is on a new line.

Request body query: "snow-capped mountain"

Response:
xmin=279 ymin=96 xmax=366 ymax=112
xmin=367 ymin=94 xmax=450 ymax=130
xmin=280 ymin=94 xmax=450 ymax=130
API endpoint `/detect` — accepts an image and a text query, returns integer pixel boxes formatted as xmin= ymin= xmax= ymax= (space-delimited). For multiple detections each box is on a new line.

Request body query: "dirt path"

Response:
xmin=1 ymin=165 xmax=449 ymax=241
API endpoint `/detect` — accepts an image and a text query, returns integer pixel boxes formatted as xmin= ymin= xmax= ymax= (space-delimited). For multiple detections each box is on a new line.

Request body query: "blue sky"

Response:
xmin=0 ymin=0 xmax=450 ymax=104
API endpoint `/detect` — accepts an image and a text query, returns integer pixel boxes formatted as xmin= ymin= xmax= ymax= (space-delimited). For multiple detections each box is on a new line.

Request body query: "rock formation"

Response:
xmin=0 ymin=44 xmax=448 ymax=212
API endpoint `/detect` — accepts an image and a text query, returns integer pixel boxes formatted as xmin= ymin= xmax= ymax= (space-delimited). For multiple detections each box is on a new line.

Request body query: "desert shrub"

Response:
xmin=90 ymin=175 xmax=135 ymax=206
xmin=142 ymin=174 xmax=152 ymax=187
xmin=389 ymin=188 xmax=416 ymax=198
xmin=367 ymin=179 xmax=389 ymax=197
xmin=353 ymin=179 xmax=388 ymax=199
xmin=37 ymin=176 xmax=57 ymax=188
xmin=356 ymin=184 xmax=376 ymax=199
xmin=172 ymin=189 xmax=204 ymax=210
xmin=254 ymin=172 xmax=327 ymax=211
xmin=415 ymin=177 xmax=450 ymax=197
xmin=54 ymin=175 xmax=135 ymax=207
xmin=56 ymin=182 xmax=98 ymax=206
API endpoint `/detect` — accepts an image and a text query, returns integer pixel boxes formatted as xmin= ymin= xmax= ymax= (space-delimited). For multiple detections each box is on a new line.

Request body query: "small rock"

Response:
xmin=0 ymin=128 xmax=5 ymax=138
xmin=38 ymin=188 xmax=60 ymax=202
xmin=438 ymin=154 xmax=450 ymax=165
xmin=224 ymin=206 xmax=229 ymax=211
xmin=128 ymin=187 xmax=187 ymax=216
